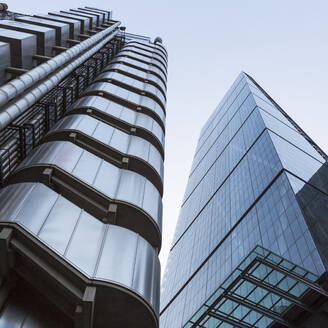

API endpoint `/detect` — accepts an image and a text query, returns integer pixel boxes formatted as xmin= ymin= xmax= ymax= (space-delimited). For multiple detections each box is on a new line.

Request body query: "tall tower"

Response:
xmin=161 ymin=72 xmax=328 ymax=328
xmin=0 ymin=5 xmax=167 ymax=328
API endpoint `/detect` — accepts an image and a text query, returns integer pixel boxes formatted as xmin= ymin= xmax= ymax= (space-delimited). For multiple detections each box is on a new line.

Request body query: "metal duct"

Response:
xmin=0 ymin=21 xmax=120 ymax=130
xmin=0 ymin=21 xmax=120 ymax=105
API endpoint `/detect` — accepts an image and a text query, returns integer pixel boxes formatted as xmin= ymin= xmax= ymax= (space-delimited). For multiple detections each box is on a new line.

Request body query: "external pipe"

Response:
xmin=0 ymin=21 xmax=120 ymax=112
xmin=0 ymin=26 xmax=120 ymax=131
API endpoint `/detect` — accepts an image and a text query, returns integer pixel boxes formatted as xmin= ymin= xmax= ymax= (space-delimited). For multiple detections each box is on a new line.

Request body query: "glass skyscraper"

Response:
xmin=160 ymin=72 xmax=328 ymax=328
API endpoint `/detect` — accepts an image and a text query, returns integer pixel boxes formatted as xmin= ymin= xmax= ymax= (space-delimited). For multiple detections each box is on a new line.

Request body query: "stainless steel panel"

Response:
xmin=124 ymin=44 xmax=167 ymax=65
xmin=91 ymin=119 xmax=116 ymax=144
xmin=105 ymin=62 xmax=166 ymax=96
xmin=15 ymin=183 xmax=59 ymax=234
xmin=15 ymin=16 xmax=70 ymax=47
xmin=127 ymin=40 xmax=167 ymax=58
xmin=52 ymin=113 xmax=99 ymax=137
xmin=79 ymin=7 xmax=105 ymax=23
xmin=67 ymin=10 xmax=96 ymax=29
xmin=119 ymin=50 xmax=167 ymax=75
xmin=38 ymin=196 xmax=81 ymax=254
xmin=0 ymin=28 xmax=37 ymax=69
xmin=116 ymin=169 xmax=146 ymax=206
xmin=86 ymin=82 xmax=166 ymax=126
xmin=0 ymin=41 xmax=10 ymax=85
xmin=0 ymin=20 xmax=56 ymax=56
xmin=57 ymin=11 xmax=90 ymax=33
xmin=72 ymin=150 xmax=102 ymax=184
xmin=133 ymin=238 xmax=160 ymax=312
xmin=138 ymin=40 xmax=168 ymax=56
xmin=0 ymin=182 xmax=160 ymax=314
xmin=123 ymin=45 xmax=167 ymax=68
xmin=141 ymin=178 xmax=163 ymax=229
xmin=108 ymin=125 xmax=130 ymax=150
xmin=65 ymin=211 xmax=105 ymax=275
xmin=15 ymin=141 xmax=162 ymax=229
xmin=85 ymin=7 xmax=111 ymax=21
xmin=95 ymin=225 xmax=138 ymax=286
xmin=95 ymin=71 xmax=166 ymax=108
xmin=128 ymin=135 xmax=164 ymax=177
xmin=113 ymin=55 xmax=167 ymax=84
xmin=91 ymin=159 xmax=121 ymax=197
xmin=70 ymin=8 xmax=102 ymax=26
xmin=135 ymin=112 xmax=165 ymax=148
xmin=0 ymin=182 xmax=34 ymax=221
xmin=35 ymin=14 xmax=80 ymax=39
xmin=70 ymin=95 xmax=165 ymax=148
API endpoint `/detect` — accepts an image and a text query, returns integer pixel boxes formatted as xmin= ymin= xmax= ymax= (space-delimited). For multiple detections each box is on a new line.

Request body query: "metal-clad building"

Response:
xmin=160 ymin=72 xmax=328 ymax=328
xmin=0 ymin=4 xmax=167 ymax=328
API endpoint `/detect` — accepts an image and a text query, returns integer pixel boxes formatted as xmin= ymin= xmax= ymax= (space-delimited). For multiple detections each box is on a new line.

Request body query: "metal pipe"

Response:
xmin=0 ymin=24 xmax=120 ymax=131
xmin=0 ymin=21 xmax=120 ymax=109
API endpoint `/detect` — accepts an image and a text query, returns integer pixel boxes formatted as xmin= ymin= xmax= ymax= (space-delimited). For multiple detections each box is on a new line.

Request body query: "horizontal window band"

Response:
xmin=103 ymin=65 xmax=167 ymax=99
xmin=126 ymin=41 xmax=168 ymax=59
xmin=127 ymin=40 xmax=167 ymax=58
xmin=83 ymin=87 xmax=166 ymax=133
xmin=115 ymin=54 xmax=167 ymax=81
xmin=66 ymin=105 xmax=165 ymax=158
xmin=111 ymin=58 xmax=167 ymax=87
xmin=6 ymin=164 xmax=162 ymax=249
xmin=123 ymin=44 xmax=167 ymax=66
xmin=93 ymin=76 xmax=166 ymax=113
xmin=122 ymin=47 xmax=168 ymax=71
xmin=43 ymin=129 xmax=164 ymax=196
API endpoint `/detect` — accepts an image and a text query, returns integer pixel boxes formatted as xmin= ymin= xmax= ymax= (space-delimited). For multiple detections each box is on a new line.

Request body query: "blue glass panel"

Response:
xmin=269 ymin=131 xmax=328 ymax=194
xmin=259 ymin=109 xmax=325 ymax=163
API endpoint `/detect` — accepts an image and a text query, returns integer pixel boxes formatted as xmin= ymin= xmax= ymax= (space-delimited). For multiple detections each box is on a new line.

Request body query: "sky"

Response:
xmin=9 ymin=0 xmax=328 ymax=277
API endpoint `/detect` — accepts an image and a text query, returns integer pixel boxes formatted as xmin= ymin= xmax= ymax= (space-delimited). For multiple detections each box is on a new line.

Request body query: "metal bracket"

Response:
xmin=67 ymin=39 xmax=81 ymax=45
xmin=69 ymin=132 xmax=77 ymax=143
xmin=5 ymin=67 xmax=28 ymax=76
xmin=42 ymin=168 xmax=53 ymax=186
xmin=122 ymin=157 xmax=129 ymax=169
xmin=0 ymin=228 xmax=14 ymax=277
xmin=33 ymin=55 xmax=52 ymax=63
xmin=107 ymin=203 xmax=117 ymax=224
xmin=74 ymin=286 xmax=96 ymax=328
xmin=79 ymin=34 xmax=91 ymax=40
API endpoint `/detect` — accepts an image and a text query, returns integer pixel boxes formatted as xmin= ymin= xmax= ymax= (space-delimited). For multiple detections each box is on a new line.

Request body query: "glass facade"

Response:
xmin=160 ymin=72 xmax=328 ymax=328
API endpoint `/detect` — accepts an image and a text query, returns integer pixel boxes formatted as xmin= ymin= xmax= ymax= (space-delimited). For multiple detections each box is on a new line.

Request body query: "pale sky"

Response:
xmin=9 ymin=0 xmax=328 ymax=277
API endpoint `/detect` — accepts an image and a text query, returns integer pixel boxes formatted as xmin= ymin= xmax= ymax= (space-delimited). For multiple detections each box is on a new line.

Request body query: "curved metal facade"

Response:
xmin=0 ymin=7 xmax=167 ymax=327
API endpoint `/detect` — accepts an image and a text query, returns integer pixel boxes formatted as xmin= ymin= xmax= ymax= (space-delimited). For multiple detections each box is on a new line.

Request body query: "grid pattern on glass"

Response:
xmin=161 ymin=73 xmax=328 ymax=327
xmin=184 ymin=246 xmax=326 ymax=328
